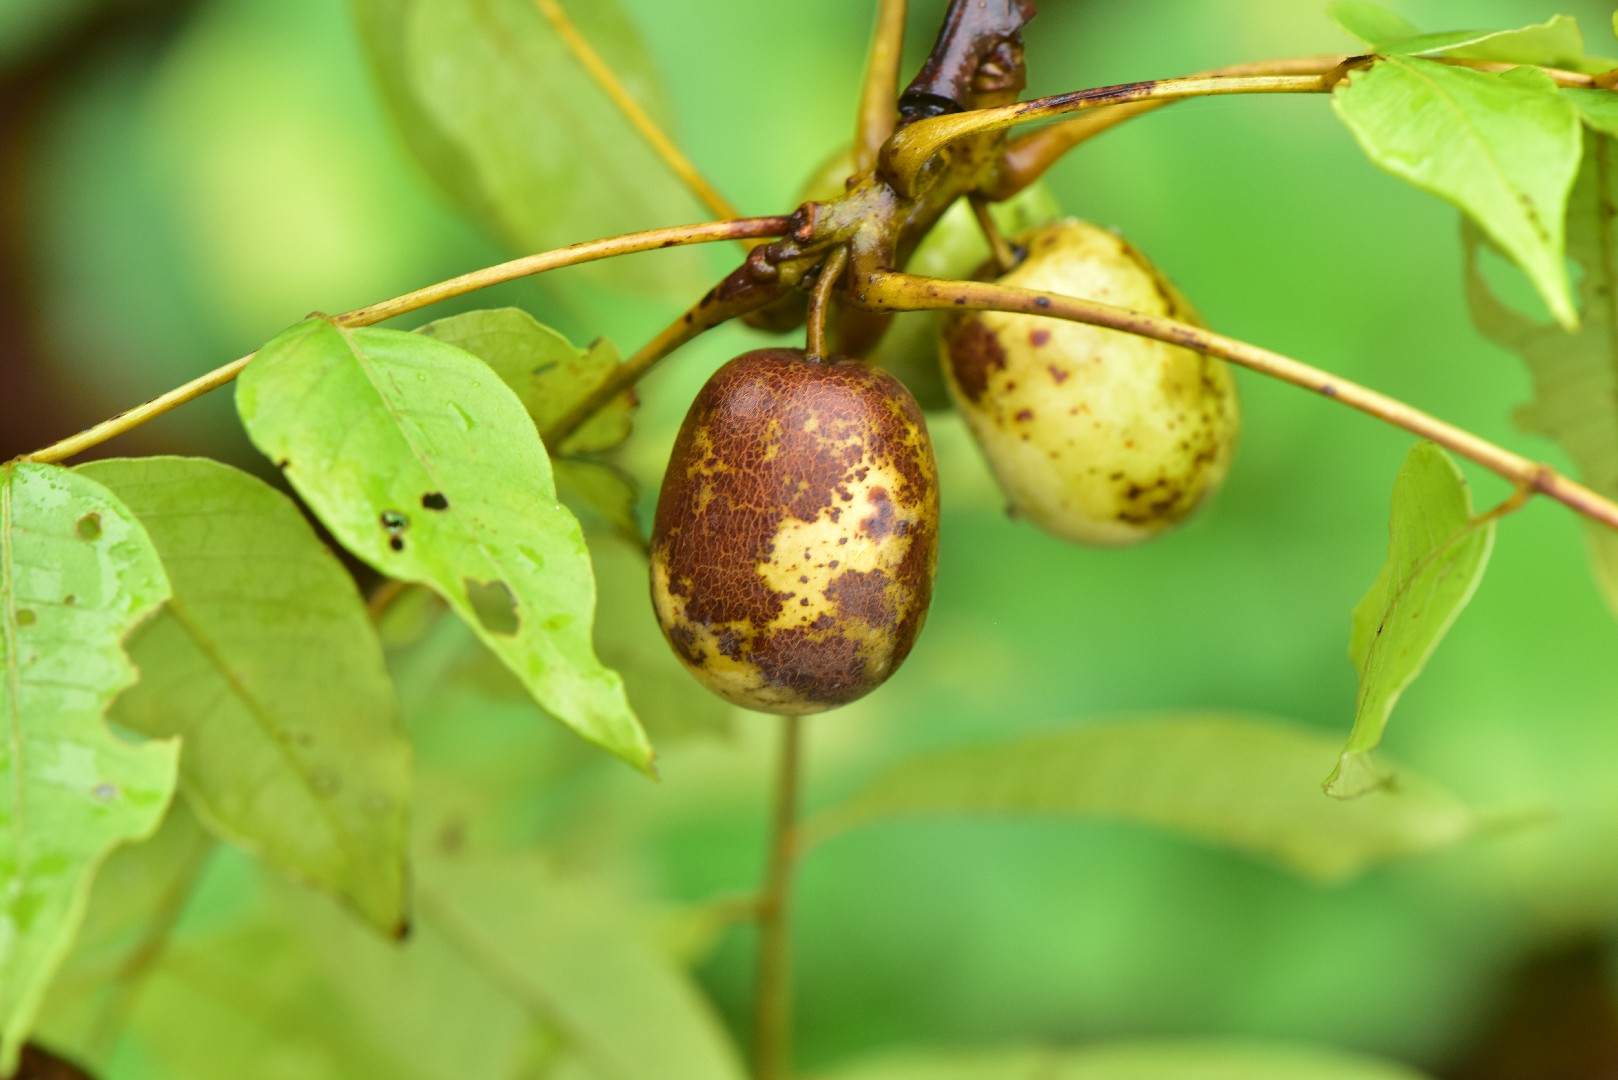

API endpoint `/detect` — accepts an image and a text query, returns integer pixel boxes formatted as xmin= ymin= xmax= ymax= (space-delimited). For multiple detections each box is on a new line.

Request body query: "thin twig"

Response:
xmin=17 ymin=216 xmax=791 ymax=466
xmin=753 ymin=715 xmax=805 ymax=1080
xmin=968 ymin=194 xmax=1018 ymax=273
xmin=857 ymin=271 xmax=1618 ymax=535
xmin=893 ymin=57 xmax=1607 ymax=198
xmin=533 ymin=0 xmax=742 ymax=221
xmin=854 ymin=0 xmax=909 ymax=172
xmin=806 ymin=247 xmax=850 ymax=361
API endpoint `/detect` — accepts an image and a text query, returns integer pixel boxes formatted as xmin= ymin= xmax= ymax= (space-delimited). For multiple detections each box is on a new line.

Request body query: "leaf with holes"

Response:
xmin=350 ymin=0 xmax=701 ymax=292
xmin=809 ymin=714 xmax=1477 ymax=883
xmin=0 ymin=462 xmax=179 ymax=1074
xmin=236 ymin=318 xmax=650 ymax=773
xmin=1465 ymin=130 xmax=1618 ymax=621
xmin=1326 ymin=444 xmax=1494 ymax=798
xmin=1333 ymin=57 xmax=1580 ymax=327
xmin=77 ymin=457 xmax=411 ymax=933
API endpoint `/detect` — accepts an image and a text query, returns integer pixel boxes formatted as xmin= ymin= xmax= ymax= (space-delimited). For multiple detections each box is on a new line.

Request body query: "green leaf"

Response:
xmin=1564 ymin=87 xmax=1618 ymax=138
xmin=1377 ymin=16 xmax=1588 ymax=68
xmin=76 ymin=457 xmax=411 ymax=932
xmin=809 ymin=714 xmax=1476 ymax=883
xmin=236 ymin=318 xmax=651 ymax=772
xmin=416 ymin=308 xmax=636 ymax=456
xmin=814 ymin=1040 xmax=1432 ymax=1080
xmin=0 ymin=462 xmax=180 ymax=1074
xmin=350 ymin=0 xmax=700 ymax=293
xmin=1464 ymin=131 xmax=1618 ymax=621
xmin=1333 ymin=56 xmax=1581 ymax=328
xmin=419 ymin=851 xmax=748 ymax=1080
xmin=1328 ymin=2 xmax=1420 ymax=47
xmin=1326 ymin=444 xmax=1494 ymax=798
xmin=554 ymin=460 xmax=644 ymax=548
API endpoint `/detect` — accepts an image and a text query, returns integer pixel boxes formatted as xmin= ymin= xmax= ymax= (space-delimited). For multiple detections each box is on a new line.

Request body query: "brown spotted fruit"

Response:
xmin=651 ymin=348 xmax=939 ymax=714
xmin=939 ymin=219 xmax=1239 ymax=546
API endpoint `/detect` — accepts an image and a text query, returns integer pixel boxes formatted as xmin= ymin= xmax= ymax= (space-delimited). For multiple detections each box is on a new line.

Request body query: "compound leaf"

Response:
xmin=419 ymin=851 xmax=747 ymax=1080
xmin=1465 ymin=130 xmax=1618 ymax=620
xmin=1326 ymin=444 xmax=1494 ymax=798
xmin=0 ymin=462 xmax=179 ymax=1074
xmin=236 ymin=318 xmax=651 ymax=773
xmin=350 ymin=0 xmax=700 ymax=293
xmin=77 ymin=457 xmax=411 ymax=932
xmin=815 ymin=1041 xmax=1432 ymax=1080
xmin=1333 ymin=56 xmax=1580 ymax=328
xmin=810 ymin=714 xmax=1476 ymax=883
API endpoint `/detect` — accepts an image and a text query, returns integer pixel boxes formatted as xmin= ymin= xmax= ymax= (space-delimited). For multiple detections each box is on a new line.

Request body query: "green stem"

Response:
xmin=754 ymin=715 xmax=805 ymax=1080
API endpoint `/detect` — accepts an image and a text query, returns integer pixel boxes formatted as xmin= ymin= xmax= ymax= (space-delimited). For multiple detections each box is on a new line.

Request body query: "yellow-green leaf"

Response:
xmin=236 ymin=317 xmax=651 ymax=773
xmin=1326 ymin=444 xmax=1494 ymax=798
xmin=0 ymin=462 xmax=179 ymax=1073
xmin=815 ymin=1041 xmax=1432 ymax=1080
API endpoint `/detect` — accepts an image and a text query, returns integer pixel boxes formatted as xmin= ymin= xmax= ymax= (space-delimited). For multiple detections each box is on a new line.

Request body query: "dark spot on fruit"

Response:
xmin=1029 ymin=328 xmax=1051 ymax=347
xmin=1049 ymin=365 xmax=1069 ymax=384
xmin=421 ymin=492 xmax=449 ymax=511
xmin=1034 ymin=296 xmax=1052 ymax=308
xmin=1014 ymin=408 xmax=1034 ymax=423
xmin=752 ymin=627 xmax=867 ymax=704
xmin=827 ymin=569 xmax=895 ymax=625
xmin=861 ymin=487 xmax=896 ymax=539
xmin=942 ymin=317 xmax=1008 ymax=404
xmin=717 ymin=627 xmax=743 ymax=659
xmin=75 ymin=513 xmax=102 ymax=541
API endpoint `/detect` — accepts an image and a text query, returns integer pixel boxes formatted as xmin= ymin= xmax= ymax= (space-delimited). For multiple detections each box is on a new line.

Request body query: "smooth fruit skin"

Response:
xmin=939 ymin=219 xmax=1239 ymax=546
xmin=651 ymin=349 xmax=939 ymax=714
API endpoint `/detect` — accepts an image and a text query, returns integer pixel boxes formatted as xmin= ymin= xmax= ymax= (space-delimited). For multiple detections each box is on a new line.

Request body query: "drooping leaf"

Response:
xmin=349 ymin=0 xmax=701 ymax=292
xmin=418 ymin=851 xmax=747 ymax=1080
xmin=236 ymin=318 xmax=651 ymax=772
xmin=77 ymin=457 xmax=411 ymax=932
xmin=1464 ymin=131 xmax=1618 ymax=621
xmin=0 ymin=462 xmax=180 ymax=1074
xmin=1328 ymin=1 xmax=1419 ymax=46
xmin=809 ymin=714 xmax=1476 ymax=883
xmin=814 ymin=1040 xmax=1432 ymax=1080
xmin=1326 ymin=444 xmax=1494 ymax=798
xmin=1333 ymin=57 xmax=1580 ymax=328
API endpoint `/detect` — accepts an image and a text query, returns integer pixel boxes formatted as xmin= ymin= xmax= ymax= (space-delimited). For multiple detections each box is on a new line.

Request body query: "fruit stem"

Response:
xmin=853 ymin=0 xmax=910 ymax=173
xmin=969 ymin=193 xmax=1019 ymax=274
xmin=888 ymin=59 xmax=1608 ymax=198
xmin=754 ymin=714 xmax=805 ymax=1080
xmin=806 ymin=247 xmax=851 ymax=362
xmin=15 ymin=216 xmax=792 ymax=466
xmin=532 ymin=0 xmax=744 ymax=224
xmin=854 ymin=270 xmax=1618 ymax=536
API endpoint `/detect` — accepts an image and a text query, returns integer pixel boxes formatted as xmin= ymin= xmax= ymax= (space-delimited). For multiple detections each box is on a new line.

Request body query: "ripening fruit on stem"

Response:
xmin=939 ymin=219 xmax=1239 ymax=546
xmin=651 ymin=348 xmax=939 ymax=714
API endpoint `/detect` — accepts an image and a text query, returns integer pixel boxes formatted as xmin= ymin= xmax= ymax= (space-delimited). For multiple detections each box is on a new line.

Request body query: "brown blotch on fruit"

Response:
xmin=651 ymin=348 xmax=939 ymax=714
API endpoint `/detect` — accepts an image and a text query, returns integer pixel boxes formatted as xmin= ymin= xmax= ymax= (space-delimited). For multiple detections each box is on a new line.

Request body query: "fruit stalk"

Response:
xmin=754 ymin=714 xmax=805 ymax=1080
xmin=855 ymin=270 xmax=1618 ymax=534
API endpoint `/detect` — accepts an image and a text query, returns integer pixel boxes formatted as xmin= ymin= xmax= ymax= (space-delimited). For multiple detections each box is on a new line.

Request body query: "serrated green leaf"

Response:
xmin=0 ymin=462 xmax=180 ymax=1074
xmin=1333 ymin=56 xmax=1580 ymax=328
xmin=1326 ymin=444 xmax=1494 ymax=798
xmin=76 ymin=457 xmax=411 ymax=932
xmin=418 ymin=851 xmax=747 ymax=1080
xmin=1328 ymin=1 xmax=1419 ymax=47
xmin=814 ymin=1041 xmax=1432 ymax=1080
xmin=1465 ymin=131 xmax=1618 ymax=621
xmin=416 ymin=308 xmax=636 ymax=456
xmin=350 ymin=0 xmax=700 ymax=293
xmin=809 ymin=714 xmax=1475 ymax=883
xmin=236 ymin=318 xmax=651 ymax=772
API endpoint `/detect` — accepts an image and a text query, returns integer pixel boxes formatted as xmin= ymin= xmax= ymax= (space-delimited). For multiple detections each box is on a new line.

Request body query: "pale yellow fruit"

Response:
xmin=939 ymin=219 xmax=1238 ymax=545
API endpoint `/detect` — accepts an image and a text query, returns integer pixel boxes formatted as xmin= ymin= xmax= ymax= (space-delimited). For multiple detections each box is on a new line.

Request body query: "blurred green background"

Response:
xmin=7 ymin=0 xmax=1618 ymax=1076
